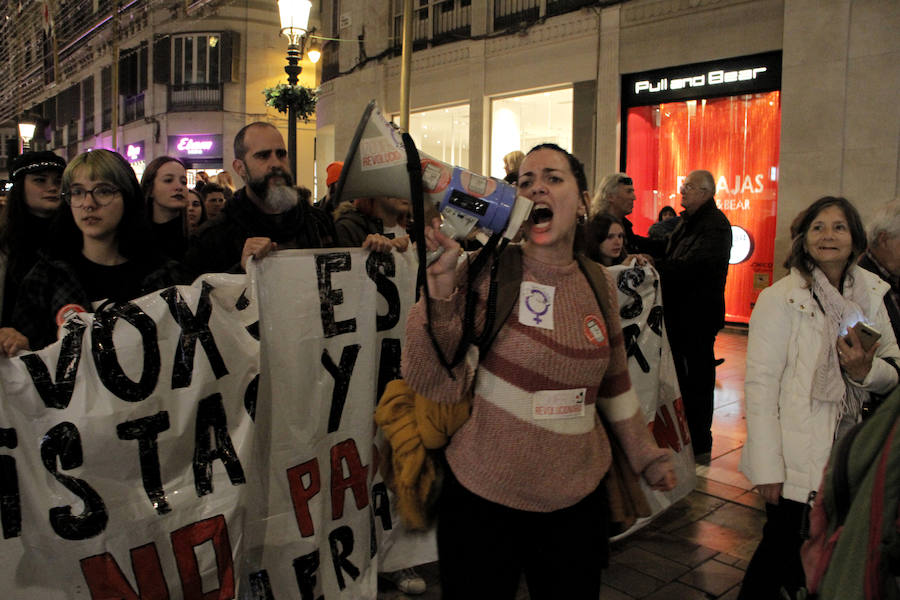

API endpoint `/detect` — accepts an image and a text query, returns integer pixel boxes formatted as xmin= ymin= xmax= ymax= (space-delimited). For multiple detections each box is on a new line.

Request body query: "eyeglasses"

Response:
xmin=617 ymin=176 xmax=633 ymax=186
xmin=64 ymin=185 xmax=121 ymax=208
xmin=681 ymin=183 xmax=706 ymax=192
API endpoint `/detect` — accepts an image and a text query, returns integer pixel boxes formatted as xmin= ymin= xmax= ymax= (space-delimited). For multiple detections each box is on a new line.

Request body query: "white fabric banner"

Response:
xmin=0 ymin=249 xmax=425 ymax=599
xmin=608 ymin=263 xmax=696 ymax=538
xmin=0 ymin=252 xmax=689 ymax=597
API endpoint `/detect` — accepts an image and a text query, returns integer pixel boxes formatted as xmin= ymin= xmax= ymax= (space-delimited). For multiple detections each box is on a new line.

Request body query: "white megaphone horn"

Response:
xmin=333 ymin=101 xmax=533 ymax=261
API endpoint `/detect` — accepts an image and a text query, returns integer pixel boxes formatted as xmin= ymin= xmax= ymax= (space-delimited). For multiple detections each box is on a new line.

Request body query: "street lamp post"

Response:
xmin=277 ymin=0 xmax=312 ymax=179
xmin=17 ymin=116 xmax=38 ymax=154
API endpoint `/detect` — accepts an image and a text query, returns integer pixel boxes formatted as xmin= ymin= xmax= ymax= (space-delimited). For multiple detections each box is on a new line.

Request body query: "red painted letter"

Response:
xmin=287 ymin=458 xmax=321 ymax=538
xmin=330 ymin=439 xmax=369 ymax=520
xmin=171 ymin=515 xmax=234 ymax=600
xmin=80 ymin=543 xmax=169 ymax=599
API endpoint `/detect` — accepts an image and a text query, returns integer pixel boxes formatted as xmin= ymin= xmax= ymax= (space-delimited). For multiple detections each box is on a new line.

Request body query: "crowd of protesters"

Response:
xmin=0 ymin=123 xmax=897 ymax=599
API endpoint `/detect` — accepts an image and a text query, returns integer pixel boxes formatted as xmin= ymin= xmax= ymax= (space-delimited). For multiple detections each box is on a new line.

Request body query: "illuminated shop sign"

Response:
xmin=623 ymin=51 xmax=782 ymax=106
xmin=125 ymin=141 xmax=144 ymax=163
xmin=167 ymin=134 xmax=223 ymax=158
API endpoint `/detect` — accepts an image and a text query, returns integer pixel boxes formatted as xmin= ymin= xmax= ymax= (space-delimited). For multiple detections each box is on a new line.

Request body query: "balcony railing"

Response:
xmin=122 ymin=92 xmax=145 ymax=123
xmin=546 ymin=0 xmax=595 ymax=18
xmin=494 ymin=0 xmax=540 ymax=30
xmin=168 ymin=83 xmax=223 ymax=112
xmin=393 ymin=9 xmax=429 ymax=52
xmin=433 ymin=0 xmax=471 ymax=43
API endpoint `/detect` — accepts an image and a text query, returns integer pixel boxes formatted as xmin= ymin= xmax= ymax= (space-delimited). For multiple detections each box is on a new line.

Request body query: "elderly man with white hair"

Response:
xmin=859 ymin=199 xmax=900 ymax=342
xmin=591 ymin=172 xmax=666 ymax=259
xmin=657 ymin=169 xmax=732 ymax=462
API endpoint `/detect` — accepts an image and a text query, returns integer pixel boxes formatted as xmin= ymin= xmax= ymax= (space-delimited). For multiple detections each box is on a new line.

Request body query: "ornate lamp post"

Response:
xmin=277 ymin=0 xmax=312 ymax=179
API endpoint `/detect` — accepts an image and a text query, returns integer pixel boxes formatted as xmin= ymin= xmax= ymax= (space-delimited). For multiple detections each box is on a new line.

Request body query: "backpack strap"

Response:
xmin=477 ymin=244 xmax=523 ymax=356
xmin=575 ymin=253 xmax=612 ymax=325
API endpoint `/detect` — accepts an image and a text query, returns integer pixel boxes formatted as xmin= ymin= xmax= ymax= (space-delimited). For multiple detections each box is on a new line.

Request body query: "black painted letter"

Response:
xmin=40 ymin=422 xmax=108 ymax=540
xmin=91 ymin=302 xmax=160 ymax=402
xmin=365 ymin=252 xmax=400 ymax=332
xmin=321 ymin=345 xmax=360 ymax=433
xmin=162 ymin=282 xmax=229 ymax=389
xmin=19 ymin=319 xmax=86 ymax=409
xmin=0 ymin=428 xmax=20 ymax=538
xmin=116 ymin=411 xmax=172 ymax=514
xmin=193 ymin=394 xmax=246 ymax=496
xmin=316 ymin=253 xmax=356 ymax=338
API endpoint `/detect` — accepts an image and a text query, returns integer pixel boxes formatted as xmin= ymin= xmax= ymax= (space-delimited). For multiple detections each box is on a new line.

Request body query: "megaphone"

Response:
xmin=333 ymin=101 xmax=533 ymax=256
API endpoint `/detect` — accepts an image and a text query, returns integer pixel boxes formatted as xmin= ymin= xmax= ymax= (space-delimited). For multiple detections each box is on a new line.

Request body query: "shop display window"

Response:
xmin=405 ymin=104 xmax=470 ymax=168
xmin=625 ymin=91 xmax=781 ymax=322
xmin=490 ymin=88 xmax=573 ymax=178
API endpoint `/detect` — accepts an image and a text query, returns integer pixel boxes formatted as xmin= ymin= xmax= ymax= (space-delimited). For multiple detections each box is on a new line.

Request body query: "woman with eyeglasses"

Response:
xmin=9 ymin=149 xmax=188 ymax=354
xmin=0 ymin=152 xmax=67 ymax=356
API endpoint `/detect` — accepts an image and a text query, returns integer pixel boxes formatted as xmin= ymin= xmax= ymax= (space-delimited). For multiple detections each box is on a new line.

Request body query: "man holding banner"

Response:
xmin=184 ymin=122 xmax=335 ymax=276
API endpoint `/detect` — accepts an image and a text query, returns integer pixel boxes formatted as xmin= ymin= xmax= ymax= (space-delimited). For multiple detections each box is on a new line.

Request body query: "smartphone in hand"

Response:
xmin=845 ymin=322 xmax=881 ymax=352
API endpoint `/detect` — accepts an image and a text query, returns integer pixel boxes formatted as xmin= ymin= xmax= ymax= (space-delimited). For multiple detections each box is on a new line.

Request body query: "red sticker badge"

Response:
xmin=56 ymin=303 xmax=87 ymax=327
xmin=420 ymin=158 xmax=451 ymax=193
xmin=583 ymin=315 xmax=608 ymax=348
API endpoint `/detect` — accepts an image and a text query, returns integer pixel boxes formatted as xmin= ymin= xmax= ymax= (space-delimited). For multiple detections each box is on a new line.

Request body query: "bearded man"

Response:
xmin=185 ymin=122 xmax=335 ymax=275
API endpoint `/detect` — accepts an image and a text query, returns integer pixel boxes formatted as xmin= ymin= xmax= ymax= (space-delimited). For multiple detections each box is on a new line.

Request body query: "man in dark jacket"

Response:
xmin=657 ymin=169 xmax=732 ymax=459
xmin=185 ymin=122 xmax=335 ymax=275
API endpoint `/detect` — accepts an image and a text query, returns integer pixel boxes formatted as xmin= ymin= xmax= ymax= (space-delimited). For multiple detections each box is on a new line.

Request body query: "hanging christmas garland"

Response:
xmin=262 ymin=84 xmax=318 ymax=121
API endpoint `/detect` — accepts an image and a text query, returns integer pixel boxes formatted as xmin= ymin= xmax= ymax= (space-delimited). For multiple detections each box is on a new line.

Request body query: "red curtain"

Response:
xmin=625 ymin=91 xmax=781 ymax=323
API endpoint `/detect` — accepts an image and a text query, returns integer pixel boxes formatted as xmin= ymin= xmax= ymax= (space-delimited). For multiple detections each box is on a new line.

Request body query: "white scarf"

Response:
xmin=809 ymin=267 xmax=869 ymax=434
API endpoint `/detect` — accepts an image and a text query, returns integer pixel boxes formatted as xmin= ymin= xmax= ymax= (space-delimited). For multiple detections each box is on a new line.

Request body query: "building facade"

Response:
xmin=0 ymin=0 xmax=320 ymax=191
xmin=315 ymin=0 xmax=899 ymax=322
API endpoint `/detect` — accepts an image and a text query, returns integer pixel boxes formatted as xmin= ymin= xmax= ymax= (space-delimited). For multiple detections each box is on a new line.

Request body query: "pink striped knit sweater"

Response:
xmin=402 ymin=250 xmax=670 ymax=512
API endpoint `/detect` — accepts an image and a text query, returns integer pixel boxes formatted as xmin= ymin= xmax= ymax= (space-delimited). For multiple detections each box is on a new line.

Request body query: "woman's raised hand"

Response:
xmin=425 ymin=218 xmax=462 ymax=300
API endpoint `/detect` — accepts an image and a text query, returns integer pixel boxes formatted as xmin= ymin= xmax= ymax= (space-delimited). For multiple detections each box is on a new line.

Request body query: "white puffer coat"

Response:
xmin=739 ymin=266 xmax=900 ymax=503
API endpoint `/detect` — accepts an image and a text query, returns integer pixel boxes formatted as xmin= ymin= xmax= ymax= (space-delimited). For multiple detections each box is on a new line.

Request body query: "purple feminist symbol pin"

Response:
xmin=524 ymin=288 xmax=550 ymax=324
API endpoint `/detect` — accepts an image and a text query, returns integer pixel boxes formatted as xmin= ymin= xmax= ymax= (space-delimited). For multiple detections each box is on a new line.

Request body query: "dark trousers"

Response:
xmin=670 ymin=331 xmax=716 ymax=453
xmin=437 ymin=468 xmax=609 ymax=600
xmin=738 ymin=498 xmax=807 ymax=600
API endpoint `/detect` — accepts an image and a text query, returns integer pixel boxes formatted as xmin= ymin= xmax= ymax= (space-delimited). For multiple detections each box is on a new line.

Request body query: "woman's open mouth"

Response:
xmin=530 ymin=205 xmax=553 ymax=232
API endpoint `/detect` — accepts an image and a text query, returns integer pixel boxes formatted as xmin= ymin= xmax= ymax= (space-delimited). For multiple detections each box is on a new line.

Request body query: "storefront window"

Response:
xmin=625 ymin=91 xmax=781 ymax=323
xmin=405 ymin=105 xmax=470 ymax=168
xmin=490 ymin=88 xmax=573 ymax=178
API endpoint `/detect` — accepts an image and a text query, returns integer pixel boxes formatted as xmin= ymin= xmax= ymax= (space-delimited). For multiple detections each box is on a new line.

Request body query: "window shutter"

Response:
xmin=220 ymin=31 xmax=240 ymax=83
xmin=153 ymin=36 xmax=170 ymax=84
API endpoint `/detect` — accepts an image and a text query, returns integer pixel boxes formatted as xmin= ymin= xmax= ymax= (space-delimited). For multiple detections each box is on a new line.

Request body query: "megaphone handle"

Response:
xmin=425 ymin=245 xmax=446 ymax=267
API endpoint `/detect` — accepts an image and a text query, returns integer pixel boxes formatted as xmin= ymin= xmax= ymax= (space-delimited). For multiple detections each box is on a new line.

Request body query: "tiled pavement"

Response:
xmin=378 ymin=328 xmax=759 ymax=599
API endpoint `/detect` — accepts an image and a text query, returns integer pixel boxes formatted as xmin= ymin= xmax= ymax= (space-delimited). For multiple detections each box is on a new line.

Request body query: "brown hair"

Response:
xmin=784 ymin=196 xmax=867 ymax=283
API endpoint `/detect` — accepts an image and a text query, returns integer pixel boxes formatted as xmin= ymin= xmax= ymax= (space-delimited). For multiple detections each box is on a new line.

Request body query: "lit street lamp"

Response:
xmin=277 ymin=0 xmax=312 ymax=179
xmin=18 ymin=115 xmax=38 ymax=153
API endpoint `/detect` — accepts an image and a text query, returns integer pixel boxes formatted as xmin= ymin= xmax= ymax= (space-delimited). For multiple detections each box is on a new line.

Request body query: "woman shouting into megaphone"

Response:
xmin=400 ymin=143 xmax=676 ymax=599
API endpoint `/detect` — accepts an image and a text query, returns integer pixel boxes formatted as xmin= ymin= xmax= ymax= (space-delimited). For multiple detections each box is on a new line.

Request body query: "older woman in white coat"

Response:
xmin=738 ymin=196 xmax=900 ymax=599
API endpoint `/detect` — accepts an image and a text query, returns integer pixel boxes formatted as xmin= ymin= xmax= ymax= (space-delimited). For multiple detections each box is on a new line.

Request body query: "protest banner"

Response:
xmin=0 ymin=250 xmax=688 ymax=597
xmin=608 ymin=263 xmax=696 ymax=538
xmin=0 ymin=248 xmax=423 ymax=599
